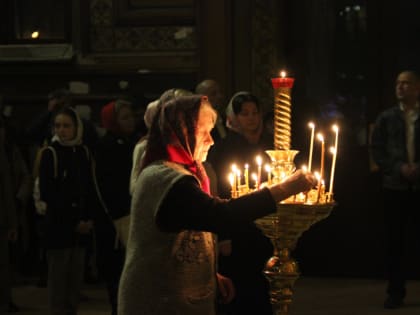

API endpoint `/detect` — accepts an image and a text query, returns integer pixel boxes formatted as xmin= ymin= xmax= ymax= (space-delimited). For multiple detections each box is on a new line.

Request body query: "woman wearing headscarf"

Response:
xmin=38 ymin=107 xmax=98 ymax=315
xmin=129 ymin=88 xmax=193 ymax=196
xmin=118 ymin=94 xmax=316 ymax=315
xmin=206 ymin=91 xmax=275 ymax=315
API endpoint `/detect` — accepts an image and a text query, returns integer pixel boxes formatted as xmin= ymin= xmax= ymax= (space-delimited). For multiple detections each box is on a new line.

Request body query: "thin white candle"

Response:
xmin=265 ymin=164 xmax=272 ymax=185
xmin=256 ymin=156 xmax=262 ymax=189
xmin=308 ymin=122 xmax=315 ymax=172
xmin=316 ymin=133 xmax=325 ymax=203
xmin=251 ymin=173 xmax=258 ymax=189
xmin=329 ymin=147 xmax=336 ymax=197
xmin=329 ymin=123 xmax=339 ymax=197
xmin=231 ymin=164 xmax=237 ymax=196
xmin=244 ymin=164 xmax=249 ymax=190
xmin=236 ymin=169 xmax=241 ymax=189
xmin=228 ymin=173 xmax=235 ymax=197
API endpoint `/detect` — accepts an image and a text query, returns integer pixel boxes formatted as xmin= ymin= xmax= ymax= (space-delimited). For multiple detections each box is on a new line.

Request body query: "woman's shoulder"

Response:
xmin=138 ymin=161 xmax=197 ymax=192
xmin=142 ymin=161 xmax=192 ymax=177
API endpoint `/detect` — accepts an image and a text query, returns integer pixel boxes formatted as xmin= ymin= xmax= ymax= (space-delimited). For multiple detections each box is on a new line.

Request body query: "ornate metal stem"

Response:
xmin=253 ymin=74 xmax=335 ymax=314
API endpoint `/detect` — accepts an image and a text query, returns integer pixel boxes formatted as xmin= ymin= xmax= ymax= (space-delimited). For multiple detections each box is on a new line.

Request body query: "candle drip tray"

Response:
xmin=254 ymin=201 xmax=336 ymax=314
xmin=255 ymin=202 xmax=336 ymax=247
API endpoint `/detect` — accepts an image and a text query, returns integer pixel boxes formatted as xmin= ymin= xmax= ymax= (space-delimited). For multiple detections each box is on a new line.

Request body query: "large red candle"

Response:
xmin=271 ymin=71 xmax=295 ymax=88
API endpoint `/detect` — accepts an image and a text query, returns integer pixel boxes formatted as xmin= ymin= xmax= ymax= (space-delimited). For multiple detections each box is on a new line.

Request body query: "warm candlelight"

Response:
xmin=228 ymin=173 xmax=235 ymax=197
xmin=244 ymin=164 xmax=249 ymax=190
xmin=256 ymin=156 xmax=262 ymax=189
xmin=251 ymin=173 xmax=258 ymax=189
xmin=271 ymin=70 xmax=295 ymax=89
xmin=316 ymin=134 xmax=325 ymax=203
xmin=265 ymin=164 xmax=272 ymax=185
xmin=236 ymin=169 xmax=241 ymax=189
xmin=231 ymin=164 xmax=237 ymax=196
xmin=307 ymin=122 xmax=315 ymax=171
xmin=329 ymin=125 xmax=339 ymax=198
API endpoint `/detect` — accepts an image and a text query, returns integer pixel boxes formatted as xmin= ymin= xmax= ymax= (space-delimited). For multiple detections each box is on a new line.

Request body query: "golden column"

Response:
xmin=265 ymin=71 xmax=299 ymax=188
xmin=272 ymin=71 xmax=294 ymax=150
xmin=255 ymin=71 xmax=335 ymax=315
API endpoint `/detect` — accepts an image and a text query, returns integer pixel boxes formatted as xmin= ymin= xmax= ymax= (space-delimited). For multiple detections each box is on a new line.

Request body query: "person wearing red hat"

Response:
xmin=94 ymin=98 xmax=137 ymax=315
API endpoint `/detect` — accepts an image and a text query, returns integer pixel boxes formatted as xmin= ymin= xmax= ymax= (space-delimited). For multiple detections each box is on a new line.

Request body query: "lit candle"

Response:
xmin=265 ymin=164 xmax=272 ymax=185
xmin=251 ymin=173 xmax=258 ymax=189
xmin=316 ymin=133 xmax=325 ymax=203
xmin=329 ymin=125 xmax=339 ymax=199
xmin=307 ymin=122 xmax=315 ymax=172
xmin=314 ymin=171 xmax=321 ymax=203
xmin=256 ymin=156 xmax=262 ymax=189
xmin=280 ymin=171 xmax=286 ymax=182
xmin=236 ymin=169 xmax=241 ymax=190
xmin=271 ymin=70 xmax=295 ymax=89
xmin=302 ymin=164 xmax=308 ymax=202
xmin=231 ymin=164 xmax=237 ymax=196
xmin=228 ymin=173 xmax=235 ymax=198
xmin=244 ymin=164 xmax=249 ymax=190
xmin=321 ymin=179 xmax=325 ymax=200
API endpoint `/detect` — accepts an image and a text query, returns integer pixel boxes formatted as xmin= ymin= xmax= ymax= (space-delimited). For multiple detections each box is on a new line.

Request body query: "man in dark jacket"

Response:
xmin=371 ymin=70 xmax=420 ymax=309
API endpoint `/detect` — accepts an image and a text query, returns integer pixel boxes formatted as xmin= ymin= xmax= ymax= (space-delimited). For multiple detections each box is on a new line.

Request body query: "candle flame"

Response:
xmin=301 ymin=165 xmax=307 ymax=173
xmin=264 ymin=164 xmax=271 ymax=172
xmin=332 ymin=124 xmax=339 ymax=133
xmin=317 ymin=133 xmax=324 ymax=142
xmin=329 ymin=146 xmax=336 ymax=154
xmin=308 ymin=122 xmax=315 ymax=129
xmin=280 ymin=70 xmax=286 ymax=78
xmin=256 ymin=156 xmax=262 ymax=165
xmin=228 ymin=173 xmax=234 ymax=186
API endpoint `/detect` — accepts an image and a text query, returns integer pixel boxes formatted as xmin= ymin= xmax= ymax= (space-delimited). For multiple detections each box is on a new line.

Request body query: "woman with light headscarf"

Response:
xmin=38 ymin=107 xmax=98 ymax=315
xmin=206 ymin=91 xmax=275 ymax=315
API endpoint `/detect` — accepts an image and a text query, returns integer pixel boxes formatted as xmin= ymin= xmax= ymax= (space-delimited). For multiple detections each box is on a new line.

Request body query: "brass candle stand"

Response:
xmin=254 ymin=199 xmax=335 ymax=315
xmin=252 ymin=74 xmax=336 ymax=315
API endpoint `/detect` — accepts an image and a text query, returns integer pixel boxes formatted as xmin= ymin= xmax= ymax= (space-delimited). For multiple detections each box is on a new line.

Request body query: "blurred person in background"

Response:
xmin=207 ymin=91 xmax=274 ymax=315
xmin=95 ymin=98 xmax=137 ymax=315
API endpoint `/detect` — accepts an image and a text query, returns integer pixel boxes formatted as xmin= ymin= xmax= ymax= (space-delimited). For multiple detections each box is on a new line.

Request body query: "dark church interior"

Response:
xmin=1 ymin=0 xmax=420 ymax=314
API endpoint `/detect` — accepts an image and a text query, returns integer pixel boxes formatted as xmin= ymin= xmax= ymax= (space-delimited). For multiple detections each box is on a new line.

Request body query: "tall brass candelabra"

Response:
xmin=254 ymin=74 xmax=335 ymax=315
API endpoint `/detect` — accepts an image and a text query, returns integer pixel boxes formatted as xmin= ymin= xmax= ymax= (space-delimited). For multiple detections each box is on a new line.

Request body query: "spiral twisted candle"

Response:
xmin=271 ymin=75 xmax=294 ymax=150
xmin=273 ymin=87 xmax=292 ymax=150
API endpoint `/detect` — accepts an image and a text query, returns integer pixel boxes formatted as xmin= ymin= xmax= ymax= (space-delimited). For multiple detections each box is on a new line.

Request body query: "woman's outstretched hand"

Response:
xmin=268 ymin=169 xmax=317 ymax=203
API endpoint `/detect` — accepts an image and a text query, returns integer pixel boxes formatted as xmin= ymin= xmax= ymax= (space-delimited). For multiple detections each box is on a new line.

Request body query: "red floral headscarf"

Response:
xmin=141 ymin=95 xmax=216 ymax=194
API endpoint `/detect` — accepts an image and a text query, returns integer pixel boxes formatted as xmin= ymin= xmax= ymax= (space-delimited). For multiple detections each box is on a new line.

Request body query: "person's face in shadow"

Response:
xmin=395 ymin=71 xmax=420 ymax=104
xmin=54 ymin=113 xmax=76 ymax=142
xmin=117 ymin=105 xmax=136 ymax=135
xmin=236 ymin=101 xmax=262 ymax=134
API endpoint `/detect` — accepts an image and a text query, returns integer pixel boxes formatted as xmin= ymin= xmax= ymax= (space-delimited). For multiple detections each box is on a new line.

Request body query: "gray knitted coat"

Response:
xmin=118 ymin=161 xmax=218 ymax=315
